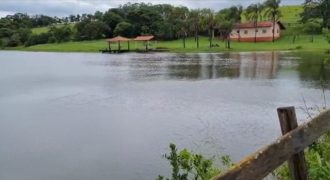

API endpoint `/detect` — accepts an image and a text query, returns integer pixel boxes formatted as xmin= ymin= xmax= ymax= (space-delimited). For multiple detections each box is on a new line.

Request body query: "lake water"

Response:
xmin=0 ymin=51 xmax=329 ymax=180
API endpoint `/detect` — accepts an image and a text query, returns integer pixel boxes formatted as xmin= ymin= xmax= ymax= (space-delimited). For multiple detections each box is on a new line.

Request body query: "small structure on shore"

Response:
xmin=102 ymin=35 xmax=155 ymax=53
xmin=230 ymin=21 xmax=285 ymax=42
xmin=134 ymin=35 xmax=154 ymax=51
xmin=105 ymin=36 xmax=131 ymax=53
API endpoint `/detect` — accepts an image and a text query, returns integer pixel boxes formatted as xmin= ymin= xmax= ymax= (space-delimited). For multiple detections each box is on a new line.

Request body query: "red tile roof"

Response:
xmin=134 ymin=35 xmax=154 ymax=41
xmin=106 ymin=36 xmax=130 ymax=42
xmin=234 ymin=21 xmax=286 ymax=30
xmin=235 ymin=21 xmax=273 ymax=29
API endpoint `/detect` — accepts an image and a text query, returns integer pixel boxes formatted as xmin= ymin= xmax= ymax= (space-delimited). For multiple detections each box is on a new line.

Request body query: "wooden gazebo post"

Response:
xmin=106 ymin=36 xmax=131 ymax=53
xmin=134 ymin=35 xmax=154 ymax=52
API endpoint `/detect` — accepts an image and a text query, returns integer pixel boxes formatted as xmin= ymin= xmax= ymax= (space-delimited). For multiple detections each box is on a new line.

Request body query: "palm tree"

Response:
xmin=245 ymin=3 xmax=264 ymax=43
xmin=188 ymin=10 xmax=201 ymax=48
xmin=264 ymin=0 xmax=282 ymax=42
xmin=226 ymin=6 xmax=243 ymax=42
xmin=173 ymin=7 xmax=189 ymax=48
xmin=216 ymin=6 xmax=240 ymax=48
xmin=200 ymin=9 xmax=216 ymax=48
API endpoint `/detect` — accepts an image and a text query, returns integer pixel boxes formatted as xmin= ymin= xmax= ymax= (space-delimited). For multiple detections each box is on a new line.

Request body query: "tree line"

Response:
xmin=0 ymin=0 xmax=328 ymax=48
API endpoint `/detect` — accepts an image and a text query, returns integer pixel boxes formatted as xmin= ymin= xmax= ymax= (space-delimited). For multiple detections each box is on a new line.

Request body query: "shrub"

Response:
xmin=158 ymin=143 xmax=231 ymax=180
xmin=25 ymin=32 xmax=51 ymax=46
xmin=7 ymin=33 xmax=21 ymax=47
xmin=303 ymin=20 xmax=323 ymax=34
xmin=276 ymin=133 xmax=330 ymax=180
xmin=49 ymin=25 xmax=72 ymax=42
xmin=48 ymin=36 xmax=57 ymax=43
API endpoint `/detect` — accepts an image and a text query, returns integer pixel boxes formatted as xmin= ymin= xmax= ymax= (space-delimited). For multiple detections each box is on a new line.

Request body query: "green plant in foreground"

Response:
xmin=158 ymin=143 xmax=230 ymax=180
xmin=276 ymin=133 xmax=330 ymax=180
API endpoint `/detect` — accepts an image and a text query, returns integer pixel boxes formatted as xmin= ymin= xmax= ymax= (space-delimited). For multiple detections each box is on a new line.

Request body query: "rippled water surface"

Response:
xmin=0 ymin=51 xmax=330 ymax=180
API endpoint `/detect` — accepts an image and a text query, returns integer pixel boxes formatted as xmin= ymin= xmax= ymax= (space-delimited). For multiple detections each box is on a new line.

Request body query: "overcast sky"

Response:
xmin=0 ymin=0 xmax=304 ymax=17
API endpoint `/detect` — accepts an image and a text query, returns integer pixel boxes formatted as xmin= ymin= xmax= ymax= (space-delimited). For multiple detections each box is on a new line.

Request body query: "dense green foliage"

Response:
xmin=0 ymin=13 xmax=62 ymax=47
xmin=277 ymin=133 xmax=330 ymax=180
xmin=157 ymin=144 xmax=232 ymax=180
xmin=301 ymin=0 xmax=330 ymax=29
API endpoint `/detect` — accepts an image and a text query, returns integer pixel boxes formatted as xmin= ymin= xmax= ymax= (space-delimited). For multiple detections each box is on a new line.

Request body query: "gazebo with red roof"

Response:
xmin=134 ymin=35 xmax=154 ymax=51
xmin=106 ymin=36 xmax=131 ymax=51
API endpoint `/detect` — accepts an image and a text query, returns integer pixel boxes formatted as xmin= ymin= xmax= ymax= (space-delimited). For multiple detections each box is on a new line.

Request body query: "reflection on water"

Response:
xmin=123 ymin=52 xmax=281 ymax=80
xmin=0 ymin=51 xmax=330 ymax=180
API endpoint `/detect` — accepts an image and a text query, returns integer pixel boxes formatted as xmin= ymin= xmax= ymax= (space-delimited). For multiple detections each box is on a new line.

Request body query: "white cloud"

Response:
xmin=0 ymin=0 xmax=303 ymax=17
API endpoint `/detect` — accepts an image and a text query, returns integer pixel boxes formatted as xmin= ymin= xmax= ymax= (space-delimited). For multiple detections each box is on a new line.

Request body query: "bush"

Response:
xmin=114 ymin=22 xmax=133 ymax=37
xmin=0 ymin=28 xmax=14 ymax=38
xmin=0 ymin=38 xmax=9 ymax=48
xmin=16 ymin=28 xmax=32 ymax=44
xmin=158 ymin=144 xmax=232 ymax=180
xmin=25 ymin=32 xmax=51 ymax=46
xmin=276 ymin=133 xmax=330 ymax=180
xmin=7 ymin=33 xmax=21 ymax=47
xmin=303 ymin=21 xmax=323 ymax=34
xmin=324 ymin=29 xmax=330 ymax=44
xmin=49 ymin=25 xmax=72 ymax=42
xmin=75 ymin=20 xmax=109 ymax=40
xmin=48 ymin=36 xmax=57 ymax=43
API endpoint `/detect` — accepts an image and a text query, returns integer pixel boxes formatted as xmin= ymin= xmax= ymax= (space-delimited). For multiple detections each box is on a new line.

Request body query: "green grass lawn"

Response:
xmin=9 ymin=35 xmax=329 ymax=53
xmin=279 ymin=5 xmax=303 ymax=24
xmin=31 ymin=23 xmax=75 ymax=34
xmin=31 ymin=26 xmax=50 ymax=34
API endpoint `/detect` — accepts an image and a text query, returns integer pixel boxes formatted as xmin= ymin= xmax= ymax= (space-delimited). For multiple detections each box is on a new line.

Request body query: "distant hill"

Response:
xmin=280 ymin=5 xmax=303 ymax=24
xmin=241 ymin=5 xmax=303 ymax=24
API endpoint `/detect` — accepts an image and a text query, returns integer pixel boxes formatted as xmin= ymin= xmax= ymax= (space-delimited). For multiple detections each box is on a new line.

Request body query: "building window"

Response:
xmin=244 ymin=30 xmax=248 ymax=34
xmin=237 ymin=30 xmax=240 ymax=33
xmin=262 ymin=29 xmax=267 ymax=34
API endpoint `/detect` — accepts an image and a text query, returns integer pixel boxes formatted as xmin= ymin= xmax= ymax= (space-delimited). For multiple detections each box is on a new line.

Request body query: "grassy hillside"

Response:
xmin=279 ymin=5 xmax=303 ymax=24
xmin=31 ymin=23 xmax=75 ymax=34
xmin=241 ymin=5 xmax=303 ymax=24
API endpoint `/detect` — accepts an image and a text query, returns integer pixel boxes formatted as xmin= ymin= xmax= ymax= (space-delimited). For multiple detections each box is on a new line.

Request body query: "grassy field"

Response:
xmin=279 ymin=5 xmax=303 ymax=24
xmin=10 ymin=35 xmax=329 ymax=53
xmin=31 ymin=23 xmax=75 ymax=34
xmin=241 ymin=5 xmax=303 ymax=24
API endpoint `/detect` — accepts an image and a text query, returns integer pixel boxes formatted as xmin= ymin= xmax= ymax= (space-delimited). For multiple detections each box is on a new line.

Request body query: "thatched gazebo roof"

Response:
xmin=134 ymin=35 xmax=154 ymax=41
xmin=106 ymin=36 xmax=131 ymax=42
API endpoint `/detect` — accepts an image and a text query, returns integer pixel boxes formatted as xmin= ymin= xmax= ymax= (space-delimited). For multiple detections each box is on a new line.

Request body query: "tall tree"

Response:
xmin=264 ymin=0 xmax=282 ymax=42
xmin=228 ymin=6 xmax=243 ymax=42
xmin=245 ymin=3 xmax=264 ymax=43
xmin=172 ymin=6 xmax=189 ymax=48
xmin=216 ymin=6 xmax=240 ymax=48
xmin=200 ymin=9 xmax=216 ymax=48
xmin=188 ymin=9 xmax=201 ymax=48
xmin=301 ymin=0 xmax=330 ymax=29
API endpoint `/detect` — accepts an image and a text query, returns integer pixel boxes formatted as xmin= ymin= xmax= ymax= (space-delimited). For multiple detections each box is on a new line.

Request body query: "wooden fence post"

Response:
xmin=277 ymin=107 xmax=308 ymax=180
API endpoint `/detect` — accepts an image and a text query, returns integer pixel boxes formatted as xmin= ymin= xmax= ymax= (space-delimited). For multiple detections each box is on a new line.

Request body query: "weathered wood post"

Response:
xmin=277 ymin=107 xmax=308 ymax=180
